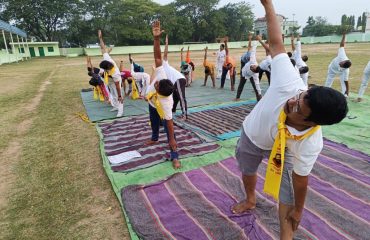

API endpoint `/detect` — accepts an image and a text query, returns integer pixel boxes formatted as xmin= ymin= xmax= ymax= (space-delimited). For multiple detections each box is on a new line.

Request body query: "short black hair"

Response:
xmin=251 ymin=66 xmax=260 ymax=73
xmin=220 ymin=44 xmax=225 ymax=49
xmin=290 ymin=59 xmax=296 ymax=67
xmin=158 ymin=79 xmax=174 ymax=96
xmin=299 ymin=66 xmax=309 ymax=74
xmin=342 ymin=60 xmax=352 ymax=69
xmin=304 ymin=86 xmax=348 ymax=125
xmin=302 ymin=55 xmax=308 ymax=62
xmin=99 ymin=60 xmax=114 ymax=70
xmin=287 ymin=52 xmax=292 ymax=58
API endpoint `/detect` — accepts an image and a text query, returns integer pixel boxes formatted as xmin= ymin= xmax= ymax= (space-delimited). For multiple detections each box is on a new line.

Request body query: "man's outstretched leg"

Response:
xmin=232 ymin=174 xmax=257 ymax=213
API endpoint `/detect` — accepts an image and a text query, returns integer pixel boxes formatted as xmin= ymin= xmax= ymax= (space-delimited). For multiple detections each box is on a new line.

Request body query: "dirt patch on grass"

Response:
xmin=0 ymin=68 xmax=55 ymax=235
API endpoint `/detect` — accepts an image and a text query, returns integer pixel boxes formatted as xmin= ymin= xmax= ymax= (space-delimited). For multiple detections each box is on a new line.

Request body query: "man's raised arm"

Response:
xmin=261 ymin=0 xmax=285 ymax=58
xmin=152 ymin=20 xmax=164 ymax=68
xmin=247 ymin=32 xmax=253 ymax=51
xmin=98 ymin=30 xmax=107 ymax=55
xmin=340 ymin=33 xmax=346 ymax=48
xmin=290 ymin=34 xmax=295 ymax=52
xmin=224 ymin=37 xmax=229 ymax=56
xmin=257 ymin=35 xmax=270 ymax=55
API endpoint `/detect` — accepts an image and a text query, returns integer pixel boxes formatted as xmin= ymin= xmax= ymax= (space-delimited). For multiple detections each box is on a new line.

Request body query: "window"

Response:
xmin=47 ymin=46 xmax=54 ymax=52
xmin=19 ymin=48 xmax=25 ymax=53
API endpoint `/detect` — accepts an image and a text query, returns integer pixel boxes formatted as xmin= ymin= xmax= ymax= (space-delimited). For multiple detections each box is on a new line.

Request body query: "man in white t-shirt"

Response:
xmin=214 ymin=43 xmax=230 ymax=80
xmin=98 ymin=30 xmax=124 ymax=117
xmin=241 ymin=35 xmax=262 ymax=101
xmin=357 ymin=61 xmax=370 ymax=102
xmin=148 ymin=20 xmax=181 ymax=169
xmin=291 ymin=35 xmax=309 ymax=86
xmin=324 ymin=33 xmax=352 ymax=96
xmin=128 ymin=54 xmax=150 ymax=97
xmin=232 ymin=1 xmax=348 ymax=239
xmin=162 ymin=34 xmax=188 ymax=119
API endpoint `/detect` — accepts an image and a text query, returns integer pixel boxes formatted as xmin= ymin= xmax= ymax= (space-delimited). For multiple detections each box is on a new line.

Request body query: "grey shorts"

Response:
xmin=235 ymin=128 xmax=295 ymax=205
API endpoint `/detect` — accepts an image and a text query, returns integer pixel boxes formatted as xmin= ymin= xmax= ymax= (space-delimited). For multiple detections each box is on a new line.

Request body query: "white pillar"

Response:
xmin=16 ymin=35 xmax=23 ymax=61
xmin=26 ymin=38 xmax=30 ymax=58
xmin=9 ymin=31 xmax=18 ymax=62
xmin=21 ymin=37 xmax=28 ymax=60
xmin=2 ymin=30 xmax=9 ymax=54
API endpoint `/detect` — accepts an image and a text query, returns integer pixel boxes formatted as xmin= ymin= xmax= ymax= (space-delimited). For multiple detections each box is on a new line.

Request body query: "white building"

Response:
xmin=254 ymin=14 xmax=299 ymax=37
xmin=366 ymin=12 xmax=370 ymax=33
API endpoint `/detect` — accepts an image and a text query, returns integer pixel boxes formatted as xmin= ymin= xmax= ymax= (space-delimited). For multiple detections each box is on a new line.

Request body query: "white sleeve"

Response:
xmin=292 ymin=131 xmax=323 ymax=176
xmin=338 ymin=47 xmax=348 ymax=61
xmin=295 ymin=41 xmax=302 ymax=60
xmin=270 ymin=53 xmax=302 ymax=90
xmin=249 ymin=45 xmax=257 ymax=64
xmin=130 ymin=63 xmax=135 ymax=73
xmin=155 ymin=66 xmax=168 ymax=80
xmin=103 ymin=53 xmax=112 ymax=62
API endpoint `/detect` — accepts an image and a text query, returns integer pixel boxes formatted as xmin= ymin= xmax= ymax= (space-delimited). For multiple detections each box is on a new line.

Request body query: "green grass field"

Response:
xmin=0 ymin=42 xmax=369 ymax=239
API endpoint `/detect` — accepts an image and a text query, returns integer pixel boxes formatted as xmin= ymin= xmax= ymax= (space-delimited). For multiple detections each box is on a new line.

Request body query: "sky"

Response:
xmin=152 ymin=0 xmax=369 ymax=28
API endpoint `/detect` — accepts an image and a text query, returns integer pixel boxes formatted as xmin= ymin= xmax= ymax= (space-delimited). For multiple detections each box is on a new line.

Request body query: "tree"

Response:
xmin=218 ymin=2 xmax=254 ymax=41
xmin=174 ymin=0 xmax=220 ymax=41
xmin=357 ymin=16 xmax=362 ymax=30
xmin=302 ymin=16 xmax=338 ymax=37
xmin=0 ymin=0 xmax=80 ymax=42
xmin=362 ymin=12 xmax=367 ymax=32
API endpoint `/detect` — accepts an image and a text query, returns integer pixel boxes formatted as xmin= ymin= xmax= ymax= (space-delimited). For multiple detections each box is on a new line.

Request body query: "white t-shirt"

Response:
xmin=329 ymin=47 xmax=349 ymax=73
xmin=364 ymin=61 xmax=370 ymax=74
xmin=146 ymin=66 xmax=174 ymax=120
xmin=216 ymin=49 xmax=226 ymax=65
xmin=103 ymin=53 xmax=121 ymax=83
xmin=241 ymin=45 xmax=258 ymax=78
xmin=259 ymin=55 xmax=272 ymax=71
xmin=294 ymin=41 xmax=307 ymax=68
xmin=162 ymin=60 xmax=185 ymax=84
xmin=243 ymin=53 xmax=323 ymax=176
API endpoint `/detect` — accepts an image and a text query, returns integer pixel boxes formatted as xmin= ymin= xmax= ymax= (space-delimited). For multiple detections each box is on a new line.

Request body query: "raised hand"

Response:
xmin=248 ymin=32 xmax=253 ymax=40
xmin=256 ymin=34 xmax=262 ymax=41
xmin=224 ymin=36 xmax=229 ymax=43
xmin=98 ymin=30 xmax=102 ymax=39
xmin=165 ymin=34 xmax=168 ymax=45
xmin=152 ymin=20 xmax=164 ymax=38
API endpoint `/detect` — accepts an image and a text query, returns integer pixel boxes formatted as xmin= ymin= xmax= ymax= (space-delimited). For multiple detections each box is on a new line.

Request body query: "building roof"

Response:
xmin=10 ymin=42 xmax=59 ymax=45
xmin=0 ymin=19 xmax=27 ymax=38
xmin=255 ymin=14 xmax=286 ymax=22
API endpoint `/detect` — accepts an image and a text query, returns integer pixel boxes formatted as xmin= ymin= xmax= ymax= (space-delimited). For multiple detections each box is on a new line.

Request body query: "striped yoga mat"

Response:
xmin=98 ymin=115 xmax=220 ymax=172
xmin=122 ymin=140 xmax=370 ymax=239
xmin=174 ymin=103 xmax=255 ymax=140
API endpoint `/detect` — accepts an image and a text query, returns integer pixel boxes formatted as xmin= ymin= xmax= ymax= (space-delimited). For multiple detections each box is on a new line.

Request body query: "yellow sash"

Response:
xmin=131 ymin=78 xmax=140 ymax=100
xmin=93 ymin=87 xmax=98 ymax=100
xmin=147 ymin=91 xmax=165 ymax=119
xmin=97 ymin=87 xmax=104 ymax=101
xmin=263 ymin=110 xmax=320 ymax=200
xmin=104 ymin=67 xmax=116 ymax=85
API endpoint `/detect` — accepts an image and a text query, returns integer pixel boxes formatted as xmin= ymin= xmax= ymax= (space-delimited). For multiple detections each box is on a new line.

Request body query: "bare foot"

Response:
xmin=356 ymin=98 xmax=362 ymax=102
xmin=201 ymin=84 xmax=206 ymax=86
xmin=231 ymin=200 xmax=256 ymax=214
xmin=172 ymin=159 xmax=181 ymax=169
xmin=146 ymin=140 xmax=158 ymax=145
xmin=233 ymin=98 xmax=240 ymax=102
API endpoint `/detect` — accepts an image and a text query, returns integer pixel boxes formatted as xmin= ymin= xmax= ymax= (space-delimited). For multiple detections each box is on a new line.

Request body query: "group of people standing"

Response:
xmin=84 ymin=0 xmax=369 ymax=237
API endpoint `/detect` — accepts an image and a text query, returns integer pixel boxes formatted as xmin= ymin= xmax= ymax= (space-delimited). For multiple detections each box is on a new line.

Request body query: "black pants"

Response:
xmin=220 ymin=66 xmax=235 ymax=88
xmin=259 ymin=69 xmax=271 ymax=85
xmin=236 ymin=61 xmax=247 ymax=99
xmin=172 ymin=78 xmax=187 ymax=116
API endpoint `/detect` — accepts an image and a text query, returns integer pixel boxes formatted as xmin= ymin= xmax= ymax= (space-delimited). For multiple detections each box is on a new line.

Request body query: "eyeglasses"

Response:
xmin=292 ymin=91 xmax=305 ymax=116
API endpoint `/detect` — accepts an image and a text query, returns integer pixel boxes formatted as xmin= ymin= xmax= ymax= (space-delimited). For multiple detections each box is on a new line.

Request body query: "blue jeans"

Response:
xmin=149 ymin=104 xmax=179 ymax=160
